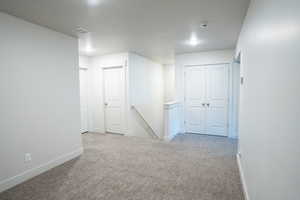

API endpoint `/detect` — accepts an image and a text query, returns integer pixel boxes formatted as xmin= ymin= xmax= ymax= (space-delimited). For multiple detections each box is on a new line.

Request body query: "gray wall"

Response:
xmin=236 ymin=0 xmax=300 ymax=199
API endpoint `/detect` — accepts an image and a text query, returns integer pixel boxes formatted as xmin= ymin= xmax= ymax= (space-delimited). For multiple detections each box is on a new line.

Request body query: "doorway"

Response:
xmin=184 ymin=64 xmax=229 ymax=137
xmin=79 ymin=68 xmax=88 ymax=133
xmin=103 ymin=67 xmax=125 ymax=134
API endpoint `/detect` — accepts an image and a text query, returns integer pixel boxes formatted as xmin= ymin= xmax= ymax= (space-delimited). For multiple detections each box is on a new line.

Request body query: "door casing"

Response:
xmin=102 ymin=66 xmax=126 ymax=134
xmin=79 ymin=68 xmax=88 ymax=133
xmin=183 ymin=63 xmax=229 ymax=137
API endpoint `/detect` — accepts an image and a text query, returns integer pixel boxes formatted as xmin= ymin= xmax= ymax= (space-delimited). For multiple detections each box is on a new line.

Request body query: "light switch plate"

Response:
xmin=25 ymin=153 xmax=32 ymax=163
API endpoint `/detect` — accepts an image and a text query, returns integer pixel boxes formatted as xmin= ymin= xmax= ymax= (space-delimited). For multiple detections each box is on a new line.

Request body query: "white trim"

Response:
xmin=0 ymin=148 xmax=83 ymax=193
xmin=164 ymin=101 xmax=180 ymax=110
xmin=184 ymin=62 xmax=230 ymax=68
xmin=92 ymin=128 xmax=105 ymax=133
xmin=164 ymin=134 xmax=176 ymax=142
xmin=79 ymin=67 xmax=88 ymax=70
xmin=102 ymin=65 xmax=126 ymax=135
xmin=183 ymin=63 xmax=230 ymax=137
xmin=164 ymin=102 xmax=181 ymax=141
xmin=79 ymin=68 xmax=89 ymax=133
xmin=101 ymin=65 xmax=123 ymax=69
xmin=237 ymin=154 xmax=250 ymax=200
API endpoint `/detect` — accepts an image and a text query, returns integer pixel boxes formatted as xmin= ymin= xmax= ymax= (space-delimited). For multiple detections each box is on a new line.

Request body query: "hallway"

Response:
xmin=0 ymin=133 xmax=243 ymax=200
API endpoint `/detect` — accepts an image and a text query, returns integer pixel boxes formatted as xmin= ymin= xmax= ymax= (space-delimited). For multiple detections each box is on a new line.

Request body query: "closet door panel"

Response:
xmin=206 ymin=65 xmax=229 ymax=136
xmin=184 ymin=67 xmax=207 ymax=134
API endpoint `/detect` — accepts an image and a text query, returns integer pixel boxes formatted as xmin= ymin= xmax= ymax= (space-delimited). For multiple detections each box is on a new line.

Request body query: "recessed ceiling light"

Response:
xmin=82 ymin=43 xmax=96 ymax=54
xmin=85 ymin=46 xmax=95 ymax=54
xmin=189 ymin=38 xmax=199 ymax=46
xmin=187 ymin=33 xmax=201 ymax=46
xmin=87 ymin=0 xmax=101 ymax=7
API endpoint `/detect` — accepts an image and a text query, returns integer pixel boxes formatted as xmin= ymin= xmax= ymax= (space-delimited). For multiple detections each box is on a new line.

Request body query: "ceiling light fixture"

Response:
xmin=82 ymin=43 xmax=96 ymax=55
xmin=188 ymin=33 xmax=201 ymax=46
xmin=87 ymin=0 xmax=101 ymax=7
xmin=85 ymin=46 xmax=95 ymax=54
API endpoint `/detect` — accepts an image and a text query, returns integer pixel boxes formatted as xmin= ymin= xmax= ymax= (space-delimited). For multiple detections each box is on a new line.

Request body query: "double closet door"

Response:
xmin=184 ymin=64 xmax=229 ymax=137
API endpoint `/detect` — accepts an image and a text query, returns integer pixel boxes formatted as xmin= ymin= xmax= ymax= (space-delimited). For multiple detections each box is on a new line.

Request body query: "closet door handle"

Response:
xmin=206 ymin=103 xmax=210 ymax=107
xmin=202 ymin=103 xmax=206 ymax=107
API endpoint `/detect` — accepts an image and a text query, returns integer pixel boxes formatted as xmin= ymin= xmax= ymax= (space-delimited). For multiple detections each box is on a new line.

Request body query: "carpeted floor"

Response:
xmin=0 ymin=133 xmax=244 ymax=200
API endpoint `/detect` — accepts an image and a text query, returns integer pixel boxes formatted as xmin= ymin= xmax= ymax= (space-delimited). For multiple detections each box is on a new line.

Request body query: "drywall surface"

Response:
xmin=88 ymin=53 xmax=128 ymax=133
xmin=230 ymin=62 xmax=240 ymax=139
xmin=0 ymin=12 xmax=82 ymax=192
xmin=87 ymin=52 xmax=164 ymax=138
xmin=175 ymin=50 xmax=235 ymax=134
xmin=164 ymin=64 xmax=176 ymax=102
xmin=128 ymin=53 xmax=164 ymax=138
xmin=236 ymin=0 xmax=300 ymax=199
xmin=79 ymin=56 xmax=90 ymax=69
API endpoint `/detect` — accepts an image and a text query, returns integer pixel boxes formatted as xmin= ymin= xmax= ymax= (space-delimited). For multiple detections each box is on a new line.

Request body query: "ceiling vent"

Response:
xmin=200 ymin=21 xmax=208 ymax=28
xmin=75 ymin=26 xmax=89 ymax=34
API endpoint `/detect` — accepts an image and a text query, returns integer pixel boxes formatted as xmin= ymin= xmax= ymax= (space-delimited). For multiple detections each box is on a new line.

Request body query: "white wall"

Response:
xmin=230 ymin=62 xmax=240 ymax=139
xmin=0 ymin=13 xmax=82 ymax=192
xmin=79 ymin=56 xmax=90 ymax=133
xmin=164 ymin=102 xmax=181 ymax=141
xmin=164 ymin=64 xmax=176 ymax=102
xmin=236 ymin=0 xmax=300 ymax=199
xmin=79 ymin=55 xmax=90 ymax=69
xmin=87 ymin=52 xmax=164 ymax=138
xmin=128 ymin=53 xmax=164 ymax=138
xmin=175 ymin=50 xmax=236 ymax=136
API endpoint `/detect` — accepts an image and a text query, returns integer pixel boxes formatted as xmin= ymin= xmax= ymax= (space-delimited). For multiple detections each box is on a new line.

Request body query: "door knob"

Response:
xmin=206 ymin=103 xmax=210 ymax=107
xmin=202 ymin=103 xmax=205 ymax=107
xmin=104 ymin=102 xmax=108 ymax=106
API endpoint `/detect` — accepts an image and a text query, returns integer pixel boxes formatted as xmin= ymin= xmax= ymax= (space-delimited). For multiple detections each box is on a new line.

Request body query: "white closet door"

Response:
xmin=103 ymin=67 xmax=124 ymax=134
xmin=79 ymin=69 xmax=88 ymax=133
xmin=206 ymin=64 xmax=229 ymax=136
xmin=184 ymin=64 xmax=229 ymax=136
xmin=184 ymin=67 xmax=207 ymax=134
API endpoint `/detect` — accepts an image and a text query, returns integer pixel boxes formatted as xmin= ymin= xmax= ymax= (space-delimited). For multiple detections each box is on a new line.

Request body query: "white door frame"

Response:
xmin=79 ymin=68 xmax=89 ymax=133
xmin=101 ymin=65 xmax=126 ymax=135
xmin=183 ymin=63 xmax=230 ymax=136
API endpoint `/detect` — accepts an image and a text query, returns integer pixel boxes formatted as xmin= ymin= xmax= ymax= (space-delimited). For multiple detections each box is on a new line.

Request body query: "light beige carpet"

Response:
xmin=0 ymin=133 xmax=244 ymax=200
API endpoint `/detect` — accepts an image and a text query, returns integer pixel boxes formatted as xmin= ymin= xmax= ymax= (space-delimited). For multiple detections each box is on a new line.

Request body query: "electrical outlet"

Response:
xmin=24 ymin=153 xmax=32 ymax=163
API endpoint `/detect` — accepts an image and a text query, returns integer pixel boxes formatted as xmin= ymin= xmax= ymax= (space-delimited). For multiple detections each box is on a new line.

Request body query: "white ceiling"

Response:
xmin=0 ymin=0 xmax=249 ymax=64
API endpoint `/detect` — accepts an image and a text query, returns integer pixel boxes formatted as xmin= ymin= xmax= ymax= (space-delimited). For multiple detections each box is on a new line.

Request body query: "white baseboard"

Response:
xmin=164 ymin=131 xmax=180 ymax=142
xmin=92 ymin=128 xmax=105 ymax=133
xmin=237 ymin=154 xmax=250 ymax=200
xmin=0 ymin=148 xmax=83 ymax=193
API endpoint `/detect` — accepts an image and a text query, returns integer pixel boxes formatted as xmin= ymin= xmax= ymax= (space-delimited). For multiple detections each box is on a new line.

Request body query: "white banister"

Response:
xmin=164 ymin=101 xmax=181 ymax=141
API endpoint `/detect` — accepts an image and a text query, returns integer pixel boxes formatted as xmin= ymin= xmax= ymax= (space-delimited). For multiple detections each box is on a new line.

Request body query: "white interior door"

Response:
xmin=184 ymin=64 xmax=228 ymax=136
xmin=103 ymin=67 xmax=124 ymax=134
xmin=185 ymin=67 xmax=207 ymax=134
xmin=79 ymin=69 xmax=88 ymax=133
xmin=206 ymin=65 xmax=228 ymax=136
